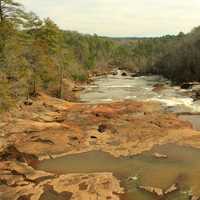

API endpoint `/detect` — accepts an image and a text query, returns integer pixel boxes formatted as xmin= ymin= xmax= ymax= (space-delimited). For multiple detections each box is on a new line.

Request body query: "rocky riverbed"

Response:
xmin=2 ymin=71 xmax=200 ymax=200
xmin=1 ymin=91 xmax=200 ymax=200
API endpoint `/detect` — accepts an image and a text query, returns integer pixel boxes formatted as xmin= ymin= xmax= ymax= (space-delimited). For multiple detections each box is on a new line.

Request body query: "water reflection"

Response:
xmin=38 ymin=144 xmax=200 ymax=200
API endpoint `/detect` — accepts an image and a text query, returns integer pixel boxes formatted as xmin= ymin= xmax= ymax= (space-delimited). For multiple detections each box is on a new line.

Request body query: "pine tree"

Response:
xmin=0 ymin=0 xmax=25 ymax=24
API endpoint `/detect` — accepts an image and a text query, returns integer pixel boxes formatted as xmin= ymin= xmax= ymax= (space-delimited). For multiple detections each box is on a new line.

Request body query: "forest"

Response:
xmin=0 ymin=0 xmax=118 ymax=111
xmin=1 ymin=0 xmax=200 ymax=112
xmin=111 ymin=28 xmax=200 ymax=85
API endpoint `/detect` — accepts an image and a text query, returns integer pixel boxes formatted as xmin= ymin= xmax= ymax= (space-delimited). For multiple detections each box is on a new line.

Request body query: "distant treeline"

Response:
xmin=152 ymin=28 xmax=200 ymax=83
xmin=117 ymin=29 xmax=200 ymax=84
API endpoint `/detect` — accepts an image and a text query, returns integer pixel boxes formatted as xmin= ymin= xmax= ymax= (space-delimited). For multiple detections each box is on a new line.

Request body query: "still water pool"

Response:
xmin=38 ymin=144 xmax=200 ymax=200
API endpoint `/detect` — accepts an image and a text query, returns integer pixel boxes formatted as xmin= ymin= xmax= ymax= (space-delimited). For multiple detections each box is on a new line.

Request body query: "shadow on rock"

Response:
xmin=0 ymin=145 xmax=38 ymax=167
xmin=39 ymin=184 xmax=73 ymax=200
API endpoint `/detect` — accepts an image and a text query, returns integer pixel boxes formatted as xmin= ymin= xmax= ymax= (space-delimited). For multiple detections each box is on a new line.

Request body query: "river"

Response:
xmin=80 ymin=70 xmax=200 ymax=113
xmin=38 ymin=71 xmax=200 ymax=200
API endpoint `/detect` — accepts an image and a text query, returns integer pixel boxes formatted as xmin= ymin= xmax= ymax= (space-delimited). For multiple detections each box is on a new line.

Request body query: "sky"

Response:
xmin=19 ymin=0 xmax=200 ymax=37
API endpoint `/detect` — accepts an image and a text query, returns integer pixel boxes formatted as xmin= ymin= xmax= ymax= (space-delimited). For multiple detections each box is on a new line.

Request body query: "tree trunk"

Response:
xmin=33 ymin=78 xmax=36 ymax=96
xmin=31 ymin=66 xmax=37 ymax=97
xmin=58 ymin=64 xmax=64 ymax=99
xmin=0 ymin=0 xmax=3 ymax=22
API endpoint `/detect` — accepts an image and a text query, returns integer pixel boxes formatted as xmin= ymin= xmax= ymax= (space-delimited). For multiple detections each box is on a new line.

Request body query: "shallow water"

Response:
xmin=179 ymin=115 xmax=200 ymax=131
xmin=80 ymin=71 xmax=200 ymax=113
xmin=38 ymin=144 xmax=200 ymax=199
xmin=38 ymin=72 xmax=200 ymax=199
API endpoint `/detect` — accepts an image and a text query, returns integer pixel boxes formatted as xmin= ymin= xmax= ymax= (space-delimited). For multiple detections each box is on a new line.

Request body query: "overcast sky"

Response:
xmin=19 ymin=0 xmax=200 ymax=37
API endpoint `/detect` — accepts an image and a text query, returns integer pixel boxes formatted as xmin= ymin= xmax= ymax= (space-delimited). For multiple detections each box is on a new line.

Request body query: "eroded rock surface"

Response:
xmin=139 ymin=183 xmax=179 ymax=197
xmin=139 ymin=186 xmax=164 ymax=196
xmin=1 ymin=93 xmax=200 ymax=199
xmin=0 ymin=160 xmax=123 ymax=200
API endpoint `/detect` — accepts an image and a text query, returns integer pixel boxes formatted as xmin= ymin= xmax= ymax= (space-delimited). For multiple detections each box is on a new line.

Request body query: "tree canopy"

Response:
xmin=0 ymin=0 xmax=26 ymax=24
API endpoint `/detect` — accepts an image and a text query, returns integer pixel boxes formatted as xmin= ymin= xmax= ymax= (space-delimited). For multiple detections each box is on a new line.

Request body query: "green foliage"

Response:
xmin=118 ymin=28 xmax=200 ymax=83
xmin=0 ymin=0 xmax=27 ymax=24
xmin=151 ymin=27 xmax=200 ymax=83
xmin=0 ymin=73 xmax=14 ymax=112
xmin=0 ymin=0 xmax=116 ymax=111
xmin=67 ymin=63 xmax=88 ymax=81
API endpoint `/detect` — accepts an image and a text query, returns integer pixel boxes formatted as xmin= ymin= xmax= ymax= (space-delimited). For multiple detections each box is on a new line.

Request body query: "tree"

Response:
xmin=0 ymin=0 xmax=26 ymax=24
xmin=25 ymin=18 xmax=67 ymax=99
xmin=0 ymin=72 xmax=14 ymax=112
xmin=0 ymin=0 xmax=28 ymax=70
xmin=39 ymin=18 xmax=66 ymax=98
xmin=56 ymin=47 xmax=68 ymax=99
xmin=0 ymin=20 xmax=14 ymax=67
xmin=24 ymin=12 xmax=42 ymax=31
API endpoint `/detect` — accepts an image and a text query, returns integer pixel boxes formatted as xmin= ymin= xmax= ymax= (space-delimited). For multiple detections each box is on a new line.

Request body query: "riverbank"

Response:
xmin=1 ymin=90 xmax=200 ymax=199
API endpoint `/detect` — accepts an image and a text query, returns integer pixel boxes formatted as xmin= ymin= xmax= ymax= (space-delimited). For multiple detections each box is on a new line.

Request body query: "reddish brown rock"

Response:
xmin=1 ymin=94 xmax=200 ymax=200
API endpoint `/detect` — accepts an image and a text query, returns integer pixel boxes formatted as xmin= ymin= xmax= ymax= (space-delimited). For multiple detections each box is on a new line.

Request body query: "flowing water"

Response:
xmin=80 ymin=70 xmax=200 ymax=113
xmin=80 ymin=70 xmax=200 ymax=130
xmin=38 ymin=71 xmax=200 ymax=199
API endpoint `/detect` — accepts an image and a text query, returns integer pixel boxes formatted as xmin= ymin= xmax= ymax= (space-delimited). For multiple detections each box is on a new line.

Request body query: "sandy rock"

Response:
xmin=1 ymin=94 xmax=200 ymax=199
xmin=153 ymin=153 xmax=168 ymax=159
xmin=139 ymin=186 xmax=164 ymax=196
xmin=139 ymin=183 xmax=179 ymax=197
xmin=190 ymin=196 xmax=200 ymax=200
xmin=164 ymin=184 xmax=178 ymax=194
xmin=0 ymin=138 xmax=8 ymax=150
xmin=8 ymin=119 xmax=69 ymax=134
xmin=50 ymin=173 xmax=123 ymax=200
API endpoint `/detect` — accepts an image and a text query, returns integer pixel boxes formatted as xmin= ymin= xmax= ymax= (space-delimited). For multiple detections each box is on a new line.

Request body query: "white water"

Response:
xmin=80 ymin=71 xmax=200 ymax=113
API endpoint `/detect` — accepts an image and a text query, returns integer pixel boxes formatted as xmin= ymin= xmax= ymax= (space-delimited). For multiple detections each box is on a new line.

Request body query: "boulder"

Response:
xmin=112 ymin=71 xmax=118 ymax=76
xmin=153 ymin=153 xmax=168 ymax=159
xmin=98 ymin=124 xmax=107 ymax=133
xmin=121 ymin=72 xmax=128 ymax=76
xmin=24 ymin=99 xmax=33 ymax=106
xmin=131 ymin=73 xmax=137 ymax=77
xmin=181 ymin=83 xmax=192 ymax=89
xmin=181 ymin=82 xmax=199 ymax=90
xmin=127 ymin=176 xmax=138 ymax=181
xmin=192 ymin=90 xmax=200 ymax=101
